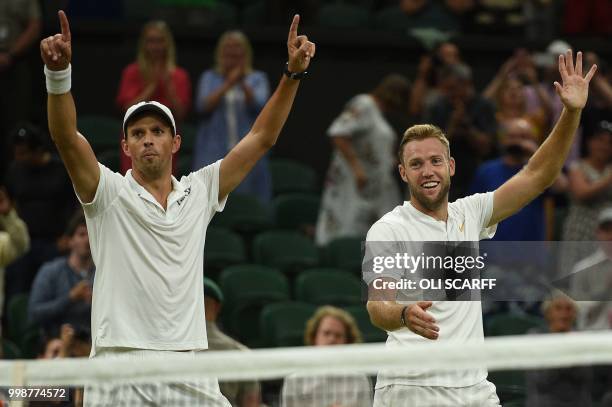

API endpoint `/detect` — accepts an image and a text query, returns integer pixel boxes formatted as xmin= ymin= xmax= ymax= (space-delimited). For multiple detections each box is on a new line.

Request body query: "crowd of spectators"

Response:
xmin=0 ymin=0 xmax=611 ymax=406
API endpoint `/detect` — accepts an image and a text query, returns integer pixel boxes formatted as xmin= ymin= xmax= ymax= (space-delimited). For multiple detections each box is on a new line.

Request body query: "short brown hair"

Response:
xmin=65 ymin=210 xmax=87 ymax=237
xmin=398 ymin=124 xmax=450 ymax=164
xmin=371 ymin=74 xmax=411 ymax=112
xmin=304 ymin=306 xmax=362 ymax=346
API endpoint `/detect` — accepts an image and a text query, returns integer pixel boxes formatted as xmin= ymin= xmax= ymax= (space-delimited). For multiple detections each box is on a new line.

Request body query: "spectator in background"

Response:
xmin=281 ymin=306 xmax=372 ymax=407
xmin=116 ymin=20 xmax=191 ymax=175
xmin=470 ymin=118 xmax=566 ymax=242
xmin=409 ymin=41 xmax=462 ymax=118
xmin=470 ymin=119 xmax=566 ymax=313
xmin=315 ymin=74 xmax=409 ymax=246
xmin=424 ymin=63 xmax=497 ymax=200
xmin=534 ymin=40 xmax=584 ymax=165
xmin=0 ymin=185 xmax=29 ymax=336
xmin=560 ymin=121 xmax=612 ymax=276
xmin=0 ymin=0 xmax=42 ymax=181
xmin=525 ymin=291 xmax=592 ymax=407
xmin=568 ymin=208 xmax=612 ymax=331
xmin=581 ymin=53 xmax=612 ymax=152
xmin=193 ymin=31 xmax=271 ymax=203
xmin=29 ymin=211 xmax=94 ymax=340
xmin=203 ymin=278 xmax=261 ymax=407
xmin=483 ymin=49 xmax=552 ymax=142
xmin=33 ymin=323 xmax=91 ymax=407
xmin=4 ymin=123 xmax=76 ymax=299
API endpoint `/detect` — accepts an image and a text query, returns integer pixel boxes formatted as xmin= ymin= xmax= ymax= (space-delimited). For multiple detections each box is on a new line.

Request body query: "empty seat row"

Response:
xmin=205 ymin=228 xmax=363 ymax=275
xmin=217 ymin=265 xmax=383 ymax=347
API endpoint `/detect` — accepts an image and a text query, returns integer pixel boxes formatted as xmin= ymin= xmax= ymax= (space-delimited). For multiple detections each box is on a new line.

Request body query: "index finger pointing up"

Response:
xmin=58 ymin=10 xmax=71 ymax=42
xmin=288 ymin=14 xmax=299 ymax=43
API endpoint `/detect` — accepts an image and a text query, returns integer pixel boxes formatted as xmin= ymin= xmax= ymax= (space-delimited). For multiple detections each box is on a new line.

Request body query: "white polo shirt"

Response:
xmin=79 ymin=161 xmax=226 ymax=355
xmin=366 ymin=192 xmax=497 ymax=388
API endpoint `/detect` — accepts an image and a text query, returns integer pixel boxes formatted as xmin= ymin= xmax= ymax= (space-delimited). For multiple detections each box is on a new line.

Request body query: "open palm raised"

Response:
xmin=554 ymin=49 xmax=597 ymax=112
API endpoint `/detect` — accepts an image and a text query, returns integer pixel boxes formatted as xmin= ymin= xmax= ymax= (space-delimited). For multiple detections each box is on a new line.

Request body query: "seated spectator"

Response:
xmin=560 ymin=122 xmax=612 ymax=276
xmin=525 ymin=292 xmax=593 ymax=407
xmin=29 ymin=212 xmax=94 ymax=340
xmin=32 ymin=323 xmax=91 ymax=406
xmin=315 ymin=74 xmax=409 ymax=246
xmin=0 ymin=185 xmax=29 ymax=326
xmin=4 ymin=123 xmax=76 ymax=299
xmin=424 ymin=63 xmax=497 ymax=200
xmin=203 ymin=278 xmax=261 ymax=407
xmin=281 ymin=306 xmax=372 ymax=407
xmin=116 ymin=20 xmax=191 ymax=175
xmin=568 ymin=207 xmax=612 ymax=330
xmin=192 ymin=30 xmax=271 ymax=203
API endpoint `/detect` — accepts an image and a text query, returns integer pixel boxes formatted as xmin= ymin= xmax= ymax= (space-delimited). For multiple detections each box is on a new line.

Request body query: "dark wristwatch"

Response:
xmin=284 ymin=62 xmax=307 ymax=80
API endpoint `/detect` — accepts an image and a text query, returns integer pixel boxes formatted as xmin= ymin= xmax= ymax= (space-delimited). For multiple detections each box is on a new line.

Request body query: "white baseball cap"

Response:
xmin=122 ymin=101 xmax=176 ymax=137
xmin=534 ymin=40 xmax=572 ymax=68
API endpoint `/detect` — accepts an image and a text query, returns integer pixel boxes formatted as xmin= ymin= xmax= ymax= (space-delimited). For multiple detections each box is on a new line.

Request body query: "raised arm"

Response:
xmin=41 ymin=11 xmax=99 ymax=203
xmin=218 ymin=15 xmax=315 ymax=200
xmin=489 ymin=50 xmax=597 ymax=226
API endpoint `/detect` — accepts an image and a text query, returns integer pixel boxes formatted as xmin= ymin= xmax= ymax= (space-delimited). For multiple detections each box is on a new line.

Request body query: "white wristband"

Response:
xmin=44 ymin=64 xmax=72 ymax=95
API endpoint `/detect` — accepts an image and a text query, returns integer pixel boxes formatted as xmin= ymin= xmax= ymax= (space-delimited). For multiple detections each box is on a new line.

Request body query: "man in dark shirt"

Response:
xmin=28 ymin=211 xmax=93 ymax=339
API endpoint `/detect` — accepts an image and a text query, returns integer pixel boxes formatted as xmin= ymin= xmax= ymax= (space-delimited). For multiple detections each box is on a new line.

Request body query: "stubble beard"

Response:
xmin=410 ymin=176 xmax=451 ymax=212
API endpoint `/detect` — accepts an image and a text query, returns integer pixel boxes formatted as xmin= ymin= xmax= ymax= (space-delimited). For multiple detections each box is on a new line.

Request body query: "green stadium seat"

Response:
xmin=344 ymin=305 xmax=387 ymax=343
xmin=21 ymin=327 xmax=42 ymax=359
xmin=252 ymin=230 xmax=318 ymax=274
xmin=273 ymin=193 xmax=320 ymax=231
xmin=323 ymin=236 xmax=363 ymax=274
xmin=211 ymin=194 xmax=272 ymax=233
xmin=219 ymin=265 xmax=290 ymax=347
xmin=374 ymin=4 xmax=458 ymax=33
xmin=295 ymin=268 xmax=362 ymax=306
xmin=6 ymin=293 xmax=31 ymax=344
xmin=485 ymin=313 xmax=545 ymax=337
xmin=260 ymin=301 xmax=317 ymax=347
xmin=204 ymin=228 xmax=247 ymax=272
xmin=269 ymin=159 xmax=317 ymax=195
xmin=1 ymin=338 xmax=22 ymax=359
xmin=317 ymin=3 xmax=370 ymax=28
xmin=77 ymin=115 xmax=122 ymax=153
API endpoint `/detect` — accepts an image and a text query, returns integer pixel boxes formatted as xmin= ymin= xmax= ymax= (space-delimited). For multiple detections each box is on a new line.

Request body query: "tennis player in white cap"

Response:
xmin=40 ymin=10 xmax=314 ymax=406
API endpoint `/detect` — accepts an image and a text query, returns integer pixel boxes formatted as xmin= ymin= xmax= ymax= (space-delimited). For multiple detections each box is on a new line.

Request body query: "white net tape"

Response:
xmin=2 ymin=331 xmax=612 ymax=387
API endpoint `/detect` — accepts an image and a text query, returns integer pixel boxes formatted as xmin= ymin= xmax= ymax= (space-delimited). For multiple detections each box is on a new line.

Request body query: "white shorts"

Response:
xmin=373 ymin=380 xmax=500 ymax=407
xmin=83 ymin=348 xmax=231 ymax=407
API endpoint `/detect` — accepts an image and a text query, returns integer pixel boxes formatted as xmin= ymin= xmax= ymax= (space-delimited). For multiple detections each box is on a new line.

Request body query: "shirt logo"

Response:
xmin=459 ymin=222 xmax=465 ymax=233
xmin=177 ymin=187 xmax=191 ymax=206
